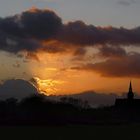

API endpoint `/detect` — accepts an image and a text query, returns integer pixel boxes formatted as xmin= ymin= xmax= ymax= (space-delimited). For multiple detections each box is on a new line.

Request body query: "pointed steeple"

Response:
xmin=129 ymin=81 xmax=132 ymax=93
xmin=127 ymin=81 xmax=134 ymax=100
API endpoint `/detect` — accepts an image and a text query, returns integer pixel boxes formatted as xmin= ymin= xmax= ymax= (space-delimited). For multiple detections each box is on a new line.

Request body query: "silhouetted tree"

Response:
xmin=60 ymin=97 xmax=90 ymax=108
xmin=0 ymin=93 xmax=138 ymax=125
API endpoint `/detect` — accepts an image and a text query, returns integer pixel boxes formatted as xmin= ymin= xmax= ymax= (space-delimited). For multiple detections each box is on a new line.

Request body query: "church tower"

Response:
xmin=127 ymin=81 xmax=134 ymax=100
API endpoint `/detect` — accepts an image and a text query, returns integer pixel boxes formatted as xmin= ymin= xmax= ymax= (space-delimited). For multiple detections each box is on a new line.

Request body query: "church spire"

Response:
xmin=129 ymin=81 xmax=132 ymax=93
xmin=127 ymin=81 xmax=134 ymax=100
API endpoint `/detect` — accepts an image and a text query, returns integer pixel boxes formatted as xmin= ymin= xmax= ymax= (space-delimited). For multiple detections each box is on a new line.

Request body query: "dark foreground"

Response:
xmin=0 ymin=124 xmax=140 ymax=140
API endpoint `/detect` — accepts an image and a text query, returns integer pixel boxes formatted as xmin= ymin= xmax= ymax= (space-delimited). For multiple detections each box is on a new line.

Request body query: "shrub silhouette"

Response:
xmin=0 ymin=94 xmax=138 ymax=125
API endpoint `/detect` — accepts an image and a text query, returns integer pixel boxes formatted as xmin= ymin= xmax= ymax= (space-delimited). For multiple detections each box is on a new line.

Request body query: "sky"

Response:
xmin=0 ymin=0 xmax=140 ymax=95
xmin=0 ymin=0 xmax=140 ymax=27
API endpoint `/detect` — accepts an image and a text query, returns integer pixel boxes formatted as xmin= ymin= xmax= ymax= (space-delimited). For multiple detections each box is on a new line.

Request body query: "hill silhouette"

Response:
xmin=48 ymin=91 xmax=119 ymax=107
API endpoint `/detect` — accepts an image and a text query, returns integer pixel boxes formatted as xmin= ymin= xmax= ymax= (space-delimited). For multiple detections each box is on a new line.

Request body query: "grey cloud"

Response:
xmin=59 ymin=21 xmax=140 ymax=46
xmin=0 ymin=8 xmax=140 ymax=57
xmin=99 ymin=45 xmax=126 ymax=58
xmin=118 ymin=0 xmax=136 ymax=6
xmin=0 ymin=79 xmax=37 ymax=99
xmin=0 ymin=8 xmax=62 ymax=54
xmin=71 ymin=53 xmax=140 ymax=78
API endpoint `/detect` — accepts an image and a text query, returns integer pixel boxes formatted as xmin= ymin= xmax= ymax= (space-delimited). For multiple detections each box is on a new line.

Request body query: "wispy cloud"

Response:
xmin=71 ymin=52 xmax=140 ymax=78
xmin=117 ymin=0 xmax=136 ymax=6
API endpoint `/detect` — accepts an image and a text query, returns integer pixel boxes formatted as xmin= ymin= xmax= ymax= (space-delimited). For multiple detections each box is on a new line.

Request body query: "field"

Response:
xmin=0 ymin=124 xmax=140 ymax=140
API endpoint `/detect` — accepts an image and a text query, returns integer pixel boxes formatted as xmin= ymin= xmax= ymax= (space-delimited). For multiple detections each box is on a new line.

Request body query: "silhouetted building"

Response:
xmin=127 ymin=81 xmax=134 ymax=100
xmin=115 ymin=81 xmax=140 ymax=107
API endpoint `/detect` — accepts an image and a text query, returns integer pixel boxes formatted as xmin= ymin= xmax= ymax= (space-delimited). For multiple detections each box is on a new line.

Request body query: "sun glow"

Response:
xmin=33 ymin=77 xmax=64 ymax=95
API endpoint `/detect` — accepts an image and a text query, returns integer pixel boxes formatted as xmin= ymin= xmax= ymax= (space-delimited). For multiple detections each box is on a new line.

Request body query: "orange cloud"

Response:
xmin=71 ymin=53 xmax=140 ymax=78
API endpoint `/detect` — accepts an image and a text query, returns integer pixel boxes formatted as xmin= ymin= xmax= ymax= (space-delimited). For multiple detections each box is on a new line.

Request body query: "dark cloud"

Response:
xmin=99 ymin=45 xmax=126 ymax=58
xmin=20 ymin=9 xmax=62 ymax=39
xmin=1 ymin=8 xmax=140 ymax=79
xmin=58 ymin=21 xmax=140 ymax=46
xmin=41 ymin=40 xmax=67 ymax=53
xmin=26 ymin=52 xmax=40 ymax=61
xmin=0 ymin=8 xmax=62 ymax=53
xmin=73 ymin=48 xmax=87 ymax=56
xmin=0 ymin=8 xmax=140 ymax=57
xmin=0 ymin=79 xmax=38 ymax=99
xmin=0 ymin=8 xmax=62 ymax=39
xmin=71 ymin=53 xmax=140 ymax=78
xmin=0 ymin=30 xmax=40 ymax=53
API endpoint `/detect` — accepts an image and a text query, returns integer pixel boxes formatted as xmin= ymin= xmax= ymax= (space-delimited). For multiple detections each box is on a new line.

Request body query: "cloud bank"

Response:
xmin=0 ymin=79 xmax=37 ymax=99
xmin=0 ymin=7 xmax=140 ymax=78
xmin=72 ymin=53 xmax=140 ymax=78
xmin=1 ymin=8 xmax=140 ymax=53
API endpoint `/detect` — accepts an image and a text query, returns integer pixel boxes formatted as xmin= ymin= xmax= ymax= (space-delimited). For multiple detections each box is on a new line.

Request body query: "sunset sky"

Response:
xmin=0 ymin=0 xmax=140 ymax=95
